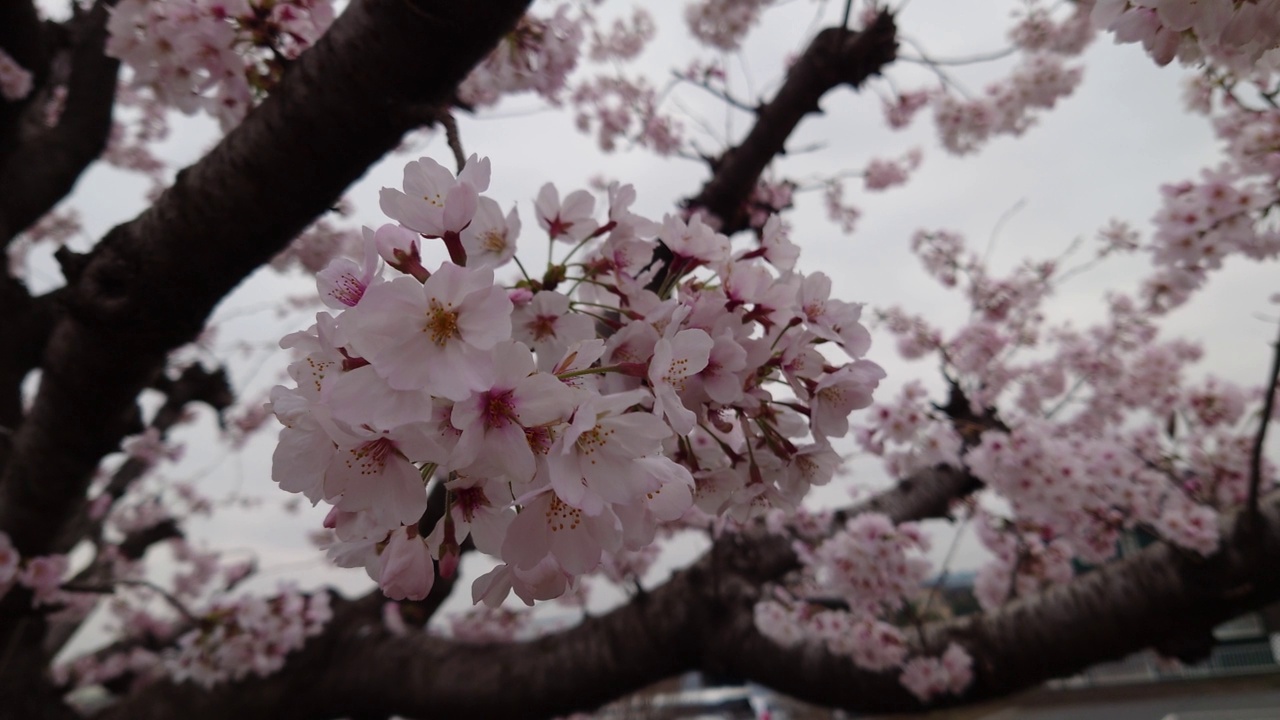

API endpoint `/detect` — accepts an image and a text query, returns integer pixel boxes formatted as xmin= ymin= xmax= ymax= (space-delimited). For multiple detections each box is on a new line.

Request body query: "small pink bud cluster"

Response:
xmin=684 ymin=0 xmax=772 ymax=51
xmin=0 ymin=532 xmax=72 ymax=607
xmin=927 ymin=1 xmax=1093 ymax=155
xmin=270 ymin=156 xmax=883 ymax=608
xmin=164 ymin=588 xmax=331 ymax=688
xmin=571 ymin=74 xmax=684 ymax=155
xmin=754 ymin=515 xmax=974 ymax=699
xmin=933 ymin=55 xmax=1084 ymax=155
xmin=105 ymin=0 xmax=335 ymax=128
xmin=458 ymin=5 xmax=584 ymax=108
xmin=863 ymin=149 xmax=923 ymax=192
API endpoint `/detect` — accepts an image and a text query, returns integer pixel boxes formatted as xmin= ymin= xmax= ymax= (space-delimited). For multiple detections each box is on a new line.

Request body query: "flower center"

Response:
xmin=347 ymin=437 xmax=396 ymax=475
xmin=481 ymin=230 xmax=508 ymax=253
xmin=424 ymin=299 xmax=460 ymax=346
xmin=453 ymin=485 xmax=489 ymax=523
xmin=545 ymin=495 xmax=582 ymax=532
xmin=483 ymin=390 xmax=517 ymax=429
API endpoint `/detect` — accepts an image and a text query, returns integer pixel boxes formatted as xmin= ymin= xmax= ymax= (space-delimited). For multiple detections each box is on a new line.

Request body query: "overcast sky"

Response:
xmin=41 ymin=0 xmax=1280 ymax=629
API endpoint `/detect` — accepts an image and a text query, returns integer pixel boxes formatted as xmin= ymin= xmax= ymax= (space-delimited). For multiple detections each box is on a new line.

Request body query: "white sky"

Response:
xmin=38 ymin=0 xmax=1280 ymax=630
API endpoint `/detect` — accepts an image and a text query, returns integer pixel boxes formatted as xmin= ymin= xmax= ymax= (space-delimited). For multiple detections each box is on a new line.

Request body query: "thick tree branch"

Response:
xmin=98 ymin=484 xmax=1280 ymax=720
xmin=90 ymin=465 xmax=977 ymax=719
xmin=53 ymin=364 xmax=234 ymax=552
xmin=0 ymin=0 xmax=532 ymax=712
xmin=690 ymin=11 xmax=897 ymax=234
xmin=650 ymin=11 xmax=897 ymax=287
xmin=0 ymin=0 xmax=532 ymax=559
xmin=0 ymin=0 xmax=120 ymax=246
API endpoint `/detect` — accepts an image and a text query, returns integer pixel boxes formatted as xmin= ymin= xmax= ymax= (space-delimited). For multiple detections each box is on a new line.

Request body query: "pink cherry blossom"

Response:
xmin=536 ymin=183 xmax=598 ymax=243
xmin=450 ymin=341 xmax=576 ymax=483
xmin=380 ymin=155 xmax=491 ymax=240
xmin=649 ymin=328 xmax=713 ymax=435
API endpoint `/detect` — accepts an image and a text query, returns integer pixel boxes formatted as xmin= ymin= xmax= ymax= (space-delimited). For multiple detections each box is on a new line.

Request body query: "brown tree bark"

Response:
xmin=95 ymin=481 xmax=1280 ymax=719
xmin=0 ymin=0 xmax=531 ymax=715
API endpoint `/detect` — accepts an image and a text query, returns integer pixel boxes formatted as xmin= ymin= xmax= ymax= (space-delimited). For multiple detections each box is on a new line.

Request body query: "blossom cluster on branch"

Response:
xmin=106 ymin=0 xmax=335 ymax=128
xmin=270 ymin=154 xmax=884 ymax=610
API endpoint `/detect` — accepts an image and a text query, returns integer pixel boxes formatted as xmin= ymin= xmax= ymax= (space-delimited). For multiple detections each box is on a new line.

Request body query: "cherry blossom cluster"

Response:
xmin=932 ymin=53 xmax=1085 ymax=155
xmin=863 ymin=149 xmax=923 ymax=192
xmin=458 ymin=4 xmax=584 ymax=108
xmin=588 ymin=7 xmax=655 ymax=62
xmin=454 ymin=5 xmax=685 ymax=155
xmin=753 ymin=514 xmax=974 ymax=701
xmin=866 ymin=220 xmax=1276 ymax=611
xmin=0 ymin=560 xmax=98 ymax=646
xmin=857 ymin=382 xmax=963 ymax=479
xmin=970 ymin=508 xmax=1077 ymax=611
xmin=1092 ymin=0 xmax=1280 ymax=71
xmin=164 ymin=588 xmax=331 ymax=688
xmin=919 ymin=0 xmax=1095 ymax=155
xmin=0 ymin=46 xmax=32 ymax=101
xmin=966 ymin=422 xmax=1221 ymax=563
xmin=571 ymin=74 xmax=683 ymax=155
xmin=1010 ymin=0 xmax=1098 ymax=54
xmin=899 ymin=644 xmax=974 ymax=702
xmin=684 ymin=0 xmax=772 ymax=52
xmin=105 ymin=0 xmax=335 ymax=128
xmin=1139 ymin=80 xmax=1280 ymax=313
xmin=269 ymin=155 xmax=883 ymax=607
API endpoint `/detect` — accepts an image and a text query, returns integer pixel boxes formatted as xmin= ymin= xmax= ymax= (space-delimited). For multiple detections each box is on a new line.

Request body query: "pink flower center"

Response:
xmin=330 ymin=273 xmax=365 ymax=307
xmin=483 ymin=390 xmax=517 ymax=429
xmin=575 ymin=426 xmax=614 ymax=458
xmin=453 ymin=485 xmax=489 ymax=523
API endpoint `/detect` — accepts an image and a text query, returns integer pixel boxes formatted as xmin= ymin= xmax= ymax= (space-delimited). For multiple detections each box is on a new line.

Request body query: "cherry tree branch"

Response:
xmin=96 ymin=481 xmax=1280 ymax=719
xmin=0 ymin=0 xmax=532 ymax=712
xmin=647 ymin=11 xmax=897 ymax=289
xmin=687 ymin=11 xmax=897 ymax=234
xmin=1247 ymin=322 xmax=1280 ymax=525
xmin=0 ymin=0 xmax=120 ymax=246
xmin=0 ymin=0 xmax=50 ymax=155
xmin=0 ymin=0 xmax=532 ymax=558
xmin=53 ymin=364 xmax=234 ymax=551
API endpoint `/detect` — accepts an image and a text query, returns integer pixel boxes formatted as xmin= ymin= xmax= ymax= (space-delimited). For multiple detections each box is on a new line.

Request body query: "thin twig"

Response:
xmin=671 ymin=70 xmax=759 ymax=113
xmin=62 ymin=579 xmax=201 ymax=625
xmin=438 ymin=108 xmax=466 ymax=173
xmin=897 ymin=45 xmax=1016 ymax=66
xmin=983 ymin=198 xmax=1026 ymax=266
